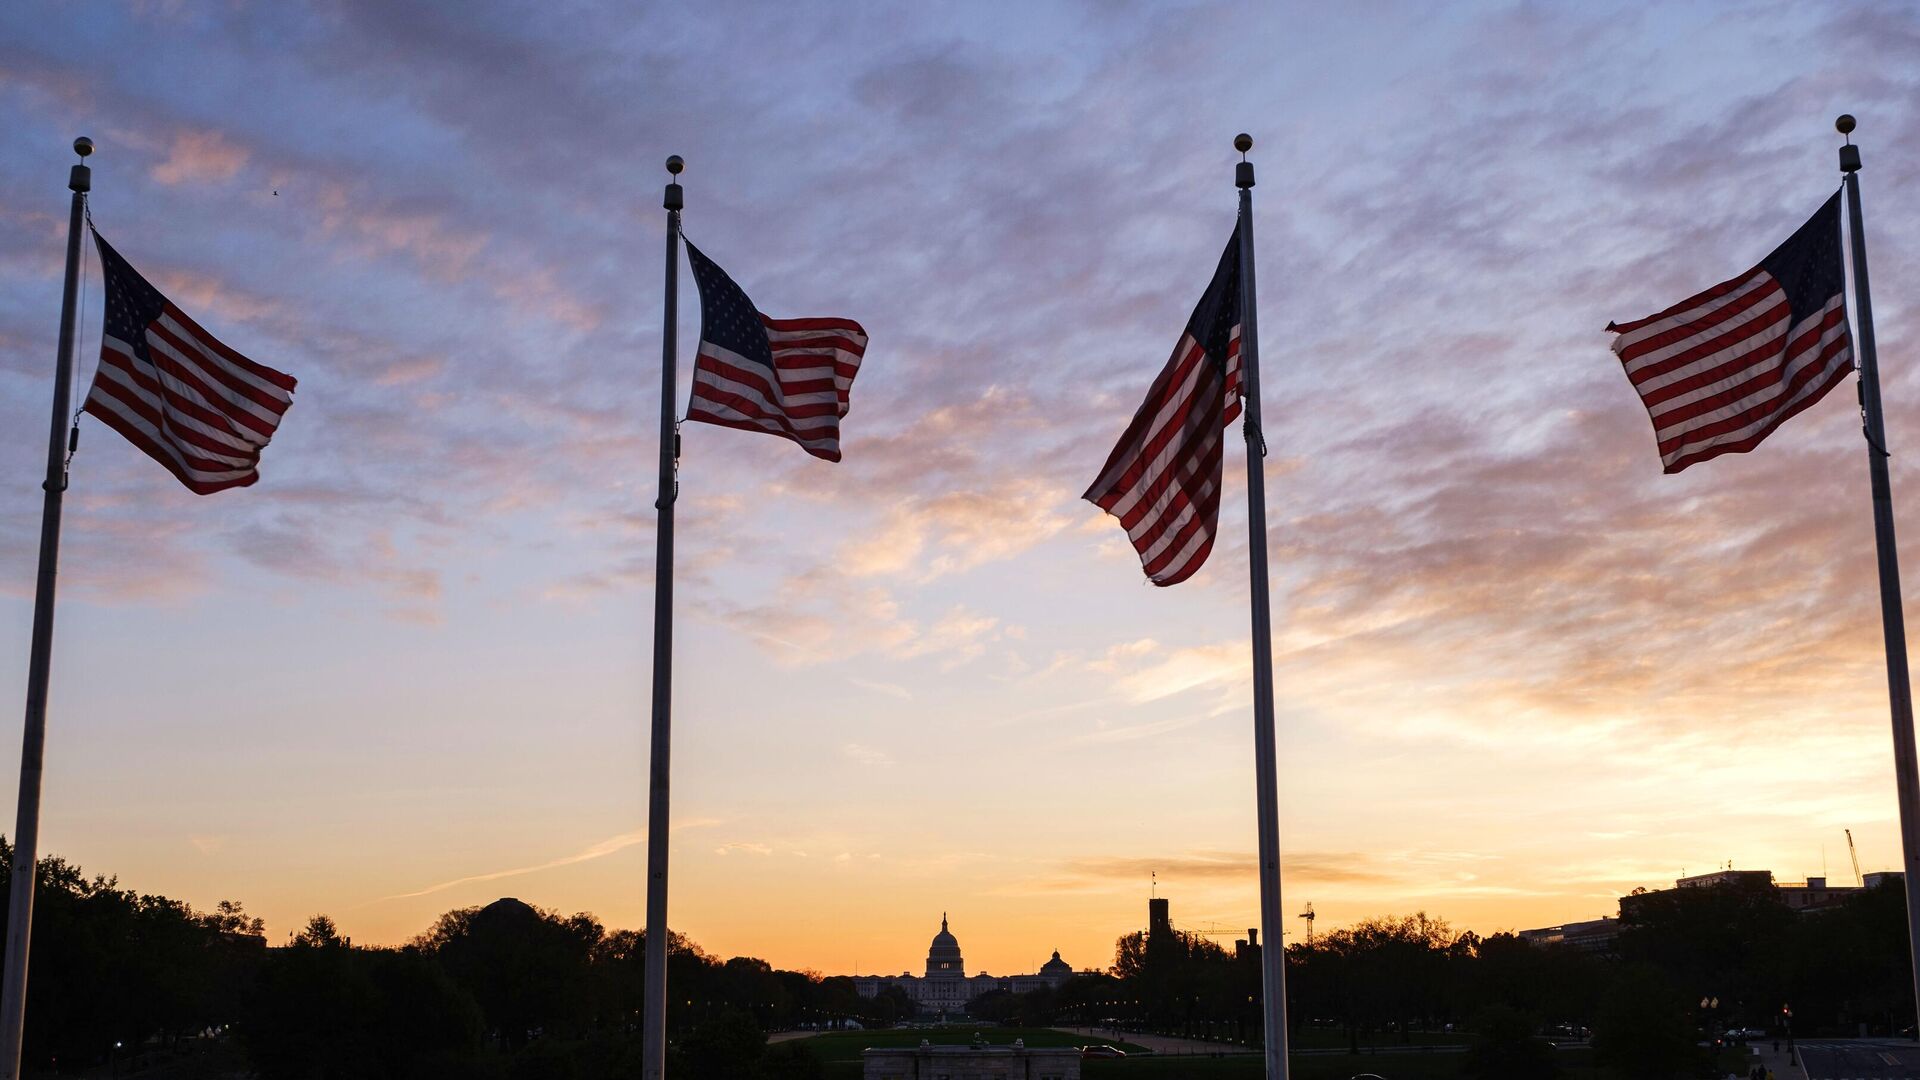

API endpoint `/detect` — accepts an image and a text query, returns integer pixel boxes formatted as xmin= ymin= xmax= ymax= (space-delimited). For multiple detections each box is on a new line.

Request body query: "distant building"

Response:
xmin=1619 ymin=869 xmax=1905 ymax=919
xmin=852 ymin=914 xmax=1075 ymax=1013
xmin=1519 ymin=868 xmax=1907 ymax=954
xmin=863 ymin=1038 xmax=1080 ymax=1080
xmin=1516 ymin=916 xmax=1619 ymax=954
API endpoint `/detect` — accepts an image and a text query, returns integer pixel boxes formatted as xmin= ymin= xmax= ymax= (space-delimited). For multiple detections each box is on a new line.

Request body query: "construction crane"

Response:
xmin=1298 ymin=903 xmax=1315 ymax=943
xmin=1847 ymin=828 xmax=1863 ymax=887
xmin=1185 ymin=922 xmax=1246 ymax=938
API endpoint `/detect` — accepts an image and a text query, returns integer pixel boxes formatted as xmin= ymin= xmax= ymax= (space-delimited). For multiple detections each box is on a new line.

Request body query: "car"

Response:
xmin=1080 ymin=1045 xmax=1127 ymax=1058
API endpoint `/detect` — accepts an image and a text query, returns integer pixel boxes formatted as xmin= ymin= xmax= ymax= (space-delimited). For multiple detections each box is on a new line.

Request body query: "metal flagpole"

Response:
xmin=0 ymin=136 xmax=93 ymax=1080
xmin=1836 ymin=114 xmax=1920 ymax=1037
xmin=1234 ymin=133 xmax=1291 ymax=1079
xmin=641 ymin=154 xmax=684 ymax=1080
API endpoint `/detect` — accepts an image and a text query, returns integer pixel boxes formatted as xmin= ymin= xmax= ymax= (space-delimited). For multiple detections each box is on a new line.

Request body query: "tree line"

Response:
xmin=0 ymin=840 xmax=887 ymax=1078
xmin=972 ymin=874 xmax=1916 ymax=1078
xmin=3 ymin=835 xmax=1913 ymax=1079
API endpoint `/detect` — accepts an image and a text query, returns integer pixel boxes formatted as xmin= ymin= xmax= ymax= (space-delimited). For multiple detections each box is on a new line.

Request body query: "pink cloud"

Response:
xmin=149 ymin=129 xmax=249 ymax=186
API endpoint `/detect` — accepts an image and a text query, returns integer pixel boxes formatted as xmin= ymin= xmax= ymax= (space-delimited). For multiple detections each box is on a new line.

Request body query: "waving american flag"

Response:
xmin=682 ymin=241 xmax=867 ymax=462
xmin=1609 ymin=193 xmax=1853 ymax=473
xmin=84 ymin=231 xmax=296 ymax=493
xmin=1084 ymin=224 xmax=1243 ymax=586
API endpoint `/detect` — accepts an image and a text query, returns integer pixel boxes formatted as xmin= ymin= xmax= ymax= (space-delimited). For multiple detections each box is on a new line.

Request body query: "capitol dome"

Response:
xmin=925 ymin=913 xmax=964 ymax=978
xmin=1039 ymin=950 xmax=1071 ymax=979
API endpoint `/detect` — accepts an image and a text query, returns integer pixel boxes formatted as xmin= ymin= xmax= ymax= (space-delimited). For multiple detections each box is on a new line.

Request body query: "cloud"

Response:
xmin=149 ymin=129 xmax=249 ymax=186
xmin=1000 ymin=850 xmax=1410 ymax=897
xmin=847 ymin=676 xmax=912 ymax=700
xmin=5 ymin=0 xmax=1920 ymax=950
xmin=1112 ymin=642 xmax=1249 ymax=704
xmin=841 ymin=742 xmax=896 ymax=768
xmin=379 ymin=828 xmax=648 ymax=901
xmin=841 ymin=482 xmax=1074 ymax=582
xmin=1070 ymin=715 xmax=1201 ymax=744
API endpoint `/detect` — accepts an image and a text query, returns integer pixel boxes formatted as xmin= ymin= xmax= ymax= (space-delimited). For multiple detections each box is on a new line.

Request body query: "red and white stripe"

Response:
xmin=686 ymin=316 xmax=867 ymax=463
xmin=1611 ymin=268 xmax=1851 ymax=473
xmin=1084 ymin=327 xmax=1242 ymax=586
xmin=85 ymin=303 xmax=296 ymax=494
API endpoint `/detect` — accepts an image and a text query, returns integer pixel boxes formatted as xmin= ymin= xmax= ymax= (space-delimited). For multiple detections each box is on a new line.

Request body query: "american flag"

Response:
xmin=1084 ymin=224 xmax=1243 ymax=586
xmin=84 ymin=231 xmax=296 ymax=494
xmin=682 ymin=241 xmax=867 ymax=462
xmin=1609 ymin=192 xmax=1852 ymax=473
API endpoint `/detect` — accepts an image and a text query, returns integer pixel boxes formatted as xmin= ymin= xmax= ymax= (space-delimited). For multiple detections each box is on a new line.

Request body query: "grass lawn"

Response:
xmin=806 ymin=1030 xmax=1759 ymax=1080
xmin=1078 ymin=1048 xmax=1607 ymax=1079
xmin=1077 ymin=1045 xmax=1758 ymax=1079
xmin=804 ymin=1025 xmax=1148 ymax=1063
xmin=1286 ymin=1028 xmax=1477 ymax=1051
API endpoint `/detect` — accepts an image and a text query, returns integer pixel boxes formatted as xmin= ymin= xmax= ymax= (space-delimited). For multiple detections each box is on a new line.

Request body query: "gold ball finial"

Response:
xmin=1836 ymin=115 xmax=1856 ymax=136
xmin=665 ymin=155 xmax=684 ymax=175
xmin=73 ymin=136 xmax=93 ymax=158
xmin=1233 ymin=133 xmax=1253 ymax=153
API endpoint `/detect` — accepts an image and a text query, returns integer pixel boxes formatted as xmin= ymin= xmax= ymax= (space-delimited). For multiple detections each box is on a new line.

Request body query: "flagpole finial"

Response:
xmin=1234 ymin=134 xmax=1254 ymax=189
xmin=664 ymin=155 xmax=684 ymax=212
xmin=1234 ymin=133 xmax=1252 ymax=156
xmin=69 ymin=136 xmax=92 ymax=193
xmin=1837 ymin=116 xmax=1861 ymax=173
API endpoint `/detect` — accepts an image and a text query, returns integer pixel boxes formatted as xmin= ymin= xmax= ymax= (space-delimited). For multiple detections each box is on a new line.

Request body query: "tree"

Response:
xmin=1459 ymin=1005 xmax=1558 ymax=1079
xmin=1616 ymin=877 xmax=1792 ymax=1021
xmin=667 ymin=1008 xmax=764 ymax=1077
xmin=1590 ymin=964 xmax=1699 ymax=1080
xmin=242 ymin=934 xmax=489 ymax=1080
xmin=297 ymin=914 xmax=345 ymax=947
xmin=0 ymin=838 xmax=256 ymax=1069
xmin=417 ymin=898 xmax=602 ymax=1049
xmin=760 ymin=1039 xmax=826 ymax=1079
xmin=203 ymin=898 xmax=267 ymax=937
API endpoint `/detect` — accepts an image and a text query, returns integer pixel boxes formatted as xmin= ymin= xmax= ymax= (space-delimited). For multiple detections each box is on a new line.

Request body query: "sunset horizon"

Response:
xmin=4 ymin=2 xmax=1920 ymax=1050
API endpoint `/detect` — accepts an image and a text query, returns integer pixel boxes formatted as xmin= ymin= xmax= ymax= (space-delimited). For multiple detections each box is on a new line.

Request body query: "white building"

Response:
xmin=853 ymin=914 xmax=1075 ymax=1013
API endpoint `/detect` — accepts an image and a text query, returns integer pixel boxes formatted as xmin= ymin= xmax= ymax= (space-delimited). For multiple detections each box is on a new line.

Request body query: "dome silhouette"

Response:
xmin=925 ymin=913 xmax=964 ymax=977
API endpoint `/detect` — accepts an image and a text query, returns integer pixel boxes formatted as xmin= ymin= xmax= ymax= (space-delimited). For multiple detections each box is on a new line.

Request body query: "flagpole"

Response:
xmin=1234 ymin=133 xmax=1291 ymax=1079
xmin=641 ymin=154 xmax=684 ymax=1080
xmin=1835 ymin=114 xmax=1920 ymax=1037
xmin=0 ymin=136 xmax=92 ymax=1080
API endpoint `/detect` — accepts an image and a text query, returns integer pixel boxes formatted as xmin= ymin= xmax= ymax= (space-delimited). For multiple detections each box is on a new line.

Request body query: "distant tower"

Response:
xmin=1148 ymin=896 xmax=1172 ymax=939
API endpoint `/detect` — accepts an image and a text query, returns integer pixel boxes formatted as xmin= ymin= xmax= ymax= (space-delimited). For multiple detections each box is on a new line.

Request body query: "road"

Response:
xmin=1796 ymin=1038 xmax=1920 ymax=1079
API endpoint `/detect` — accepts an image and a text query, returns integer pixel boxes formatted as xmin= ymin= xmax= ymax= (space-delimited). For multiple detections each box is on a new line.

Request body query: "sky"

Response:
xmin=0 ymin=0 xmax=1919 ymax=979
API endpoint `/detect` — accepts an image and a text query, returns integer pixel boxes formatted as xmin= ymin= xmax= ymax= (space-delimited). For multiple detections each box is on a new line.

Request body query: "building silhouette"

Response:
xmin=1519 ymin=867 xmax=1909 ymax=954
xmin=853 ymin=914 xmax=1074 ymax=1013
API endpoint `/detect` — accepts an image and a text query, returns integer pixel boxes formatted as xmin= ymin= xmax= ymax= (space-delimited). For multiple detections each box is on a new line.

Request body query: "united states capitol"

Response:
xmin=852 ymin=914 xmax=1076 ymax=1013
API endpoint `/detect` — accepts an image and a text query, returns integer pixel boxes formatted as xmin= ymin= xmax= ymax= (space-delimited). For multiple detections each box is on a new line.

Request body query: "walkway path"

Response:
xmin=766 ymin=1030 xmax=822 ymax=1044
xmin=1051 ymin=1025 xmax=1254 ymax=1057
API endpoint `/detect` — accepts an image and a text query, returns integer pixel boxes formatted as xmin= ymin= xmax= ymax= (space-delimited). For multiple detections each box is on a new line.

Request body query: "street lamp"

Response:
xmin=1700 ymin=996 xmax=1722 ymax=1053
